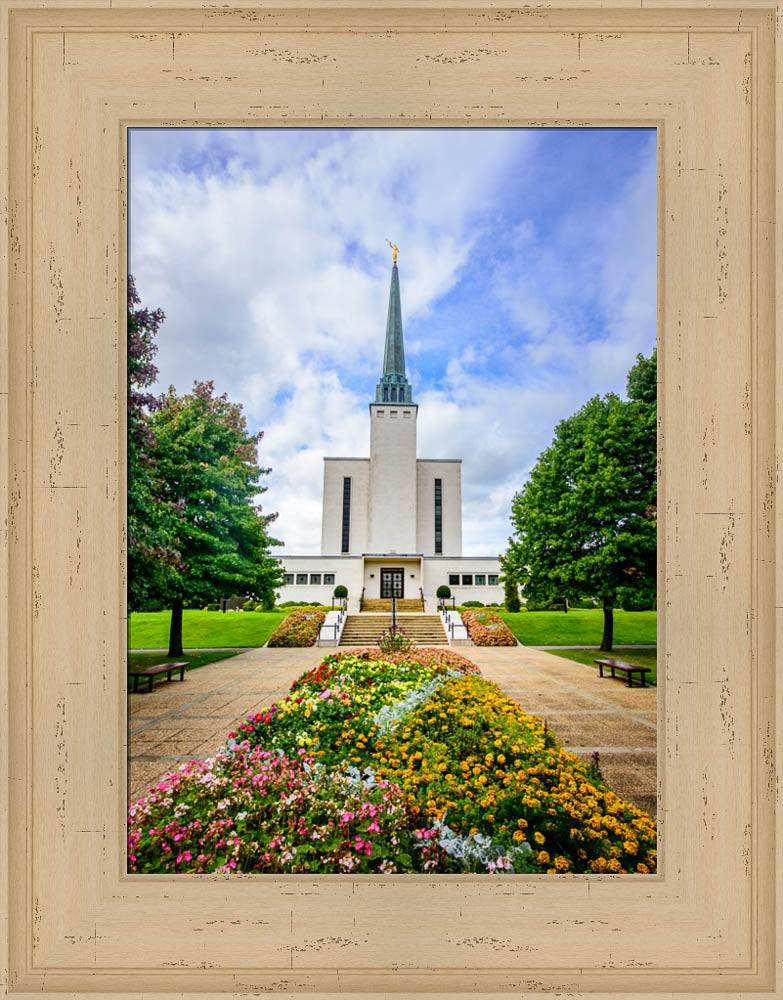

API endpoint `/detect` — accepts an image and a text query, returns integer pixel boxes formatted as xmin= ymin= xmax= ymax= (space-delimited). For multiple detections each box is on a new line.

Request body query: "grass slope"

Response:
xmin=129 ymin=610 xmax=286 ymax=650
xmin=498 ymin=609 xmax=656 ymax=646
xmin=547 ymin=647 xmax=658 ymax=686
xmin=127 ymin=649 xmax=240 ymax=676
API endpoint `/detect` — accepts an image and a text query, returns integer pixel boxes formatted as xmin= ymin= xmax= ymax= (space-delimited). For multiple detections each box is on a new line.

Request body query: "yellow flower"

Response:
xmin=512 ymin=830 xmax=526 ymax=843
xmin=534 ymin=831 xmax=546 ymax=845
xmin=554 ymin=856 xmax=570 ymax=871
xmin=537 ymin=851 xmax=550 ymax=864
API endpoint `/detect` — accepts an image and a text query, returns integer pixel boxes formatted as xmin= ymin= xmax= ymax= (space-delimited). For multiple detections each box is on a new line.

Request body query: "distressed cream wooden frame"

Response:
xmin=0 ymin=1 xmax=780 ymax=996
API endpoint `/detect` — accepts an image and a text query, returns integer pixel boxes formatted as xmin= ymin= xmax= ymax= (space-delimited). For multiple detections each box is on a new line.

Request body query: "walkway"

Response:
xmin=128 ymin=645 xmax=658 ymax=818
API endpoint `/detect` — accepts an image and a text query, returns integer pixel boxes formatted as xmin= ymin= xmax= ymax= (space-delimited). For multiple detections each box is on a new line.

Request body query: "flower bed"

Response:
xmin=461 ymin=608 xmax=517 ymax=646
xmin=322 ymin=646 xmax=481 ymax=674
xmin=128 ymin=747 xmax=449 ymax=874
xmin=266 ymin=608 xmax=325 ymax=647
xmin=129 ymin=649 xmax=656 ymax=875
xmin=367 ymin=676 xmax=656 ymax=874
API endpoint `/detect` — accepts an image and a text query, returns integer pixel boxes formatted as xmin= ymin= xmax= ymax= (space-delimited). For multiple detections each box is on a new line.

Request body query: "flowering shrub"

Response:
xmin=130 ymin=646 xmax=656 ymax=875
xmin=377 ymin=628 xmax=414 ymax=653
xmin=128 ymin=746 xmax=450 ymax=874
xmin=461 ymin=608 xmax=517 ymax=646
xmin=266 ymin=609 xmax=325 ymax=647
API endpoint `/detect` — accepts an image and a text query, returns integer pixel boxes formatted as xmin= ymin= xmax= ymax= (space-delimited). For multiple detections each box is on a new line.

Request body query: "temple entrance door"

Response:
xmin=380 ymin=569 xmax=404 ymax=599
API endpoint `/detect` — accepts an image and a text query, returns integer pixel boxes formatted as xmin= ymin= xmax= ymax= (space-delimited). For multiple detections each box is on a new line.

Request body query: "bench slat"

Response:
xmin=594 ymin=658 xmax=650 ymax=688
xmin=594 ymin=658 xmax=649 ymax=671
xmin=128 ymin=661 xmax=188 ymax=693
xmin=129 ymin=661 xmax=188 ymax=677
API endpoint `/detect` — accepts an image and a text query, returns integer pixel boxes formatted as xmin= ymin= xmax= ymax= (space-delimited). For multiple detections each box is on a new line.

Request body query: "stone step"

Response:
xmin=360 ymin=599 xmax=424 ymax=612
xmin=339 ymin=614 xmax=447 ymax=646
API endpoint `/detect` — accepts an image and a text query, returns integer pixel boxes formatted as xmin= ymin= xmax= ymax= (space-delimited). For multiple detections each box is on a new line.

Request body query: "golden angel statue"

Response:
xmin=386 ymin=239 xmax=399 ymax=264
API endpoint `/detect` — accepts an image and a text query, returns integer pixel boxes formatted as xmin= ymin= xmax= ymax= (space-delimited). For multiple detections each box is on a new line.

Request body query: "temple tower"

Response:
xmin=367 ymin=255 xmax=418 ymax=554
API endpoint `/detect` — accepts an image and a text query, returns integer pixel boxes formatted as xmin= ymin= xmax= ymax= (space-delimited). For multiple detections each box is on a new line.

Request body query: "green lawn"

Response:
xmin=498 ymin=609 xmax=657 ymax=646
xmin=127 ymin=649 xmax=240 ymax=676
xmin=547 ymin=647 xmax=658 ymax=686
xmin=129 ymin=610 xmax=286 ymax=650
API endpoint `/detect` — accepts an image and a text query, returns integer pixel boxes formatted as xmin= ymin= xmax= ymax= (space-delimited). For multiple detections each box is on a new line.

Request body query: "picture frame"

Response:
xmin=1 ymin=1 xmax=780 ymax=996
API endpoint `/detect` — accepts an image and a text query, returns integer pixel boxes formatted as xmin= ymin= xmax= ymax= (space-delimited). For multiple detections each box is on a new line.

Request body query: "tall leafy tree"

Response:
xmin=499 ymin=554 xmax=521 ymax=612
xmin=150 ymin=381 xmax=283 ymax=655
xmin=507 ymin=352 xmax=656 ymax=650
xmin=626 ymin=347 xmax=657 ymax=405
xmin=126 ymin=276 xmax=179 ymax=611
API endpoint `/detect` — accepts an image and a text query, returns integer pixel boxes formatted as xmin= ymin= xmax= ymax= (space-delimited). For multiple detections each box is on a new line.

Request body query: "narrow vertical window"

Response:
xmin=434 ymin=478 xmax=442 ymax=554
xmin=341 ymin=477 xmax=351 ymax=553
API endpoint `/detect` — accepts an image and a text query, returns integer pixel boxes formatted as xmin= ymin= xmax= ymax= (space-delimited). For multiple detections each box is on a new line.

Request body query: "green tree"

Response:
xmin=507 ymin=364 xmax=656 ymax=650
xmin=499 ymin=555 xmax=520 ymax=613
xmin=150 ymin=381 xmax=282 ymax=655
xmin=126 ymin=276 xmax=180 ymax=611
xmin=626 ymin=347 xmax=657 ymax=405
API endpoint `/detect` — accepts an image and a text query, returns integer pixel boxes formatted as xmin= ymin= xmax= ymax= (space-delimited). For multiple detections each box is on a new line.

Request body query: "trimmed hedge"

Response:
xmin=461 ymin=608 xmax=518 ymax=646
xmin=266 ymin=609 xmax=326 ymax=647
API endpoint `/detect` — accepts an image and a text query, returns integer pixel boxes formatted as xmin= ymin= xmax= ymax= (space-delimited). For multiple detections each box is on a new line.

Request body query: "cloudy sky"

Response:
xmin=128 ymin=127 xmax=657 ymax=556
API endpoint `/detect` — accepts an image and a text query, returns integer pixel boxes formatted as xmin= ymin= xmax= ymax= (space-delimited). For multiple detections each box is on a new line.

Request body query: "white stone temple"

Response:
xmin=276 ymin=251 xmax=503 ymax=611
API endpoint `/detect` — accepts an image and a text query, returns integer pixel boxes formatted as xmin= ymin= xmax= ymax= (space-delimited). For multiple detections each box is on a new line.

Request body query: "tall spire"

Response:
xmin=375 ymin=247 xmax=413 ymax=404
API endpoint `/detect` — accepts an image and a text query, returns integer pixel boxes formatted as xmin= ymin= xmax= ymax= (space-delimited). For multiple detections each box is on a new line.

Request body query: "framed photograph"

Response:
xmin=1 ymin=1 xmax=780 ymax=997
xmin=125 ymin=124 xmax=659 ymax=876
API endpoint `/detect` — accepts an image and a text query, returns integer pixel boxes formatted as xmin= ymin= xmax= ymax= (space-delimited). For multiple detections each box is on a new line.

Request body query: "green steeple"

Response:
xmin=375 ymin=261 xmax=413 ymax=404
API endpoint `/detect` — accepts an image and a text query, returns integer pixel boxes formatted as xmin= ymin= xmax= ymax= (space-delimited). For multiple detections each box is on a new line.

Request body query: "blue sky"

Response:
xmin=129 ymin=127 xmax=657 ymax=555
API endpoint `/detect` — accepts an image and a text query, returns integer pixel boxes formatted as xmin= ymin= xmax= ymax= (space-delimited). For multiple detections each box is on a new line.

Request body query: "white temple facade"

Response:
xmin=276 ymin=254 xmax=503 ymax=610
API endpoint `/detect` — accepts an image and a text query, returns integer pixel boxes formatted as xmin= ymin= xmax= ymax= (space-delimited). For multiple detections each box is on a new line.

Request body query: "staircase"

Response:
xmin=339 ymin=613 xmax=448 ymax=646
xmin=360 ymin=598 xmax=424 ymax=612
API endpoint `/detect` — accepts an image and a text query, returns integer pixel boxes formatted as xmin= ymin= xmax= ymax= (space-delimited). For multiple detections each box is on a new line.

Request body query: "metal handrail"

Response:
xmin=391 ymin=595 xmax=397 ymax=632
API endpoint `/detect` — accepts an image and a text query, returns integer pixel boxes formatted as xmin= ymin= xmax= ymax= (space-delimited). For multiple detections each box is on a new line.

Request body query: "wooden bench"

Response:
xmin=129 ymin=661 xmax=188 ymax=693
xmin=594 ymin=657 xmax=650 ymax=688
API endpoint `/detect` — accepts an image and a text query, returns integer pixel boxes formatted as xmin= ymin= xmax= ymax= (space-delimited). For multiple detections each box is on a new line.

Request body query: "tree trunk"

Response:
xmin=168 ymin=597 xmax=184 ymax=657
xmin=600 ymin=603 xmax=614 ymax=652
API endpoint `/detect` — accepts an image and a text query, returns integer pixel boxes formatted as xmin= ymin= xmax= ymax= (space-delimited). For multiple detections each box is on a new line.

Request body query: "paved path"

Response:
xmin=128 ymin=645 xmax=657 ymax=818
